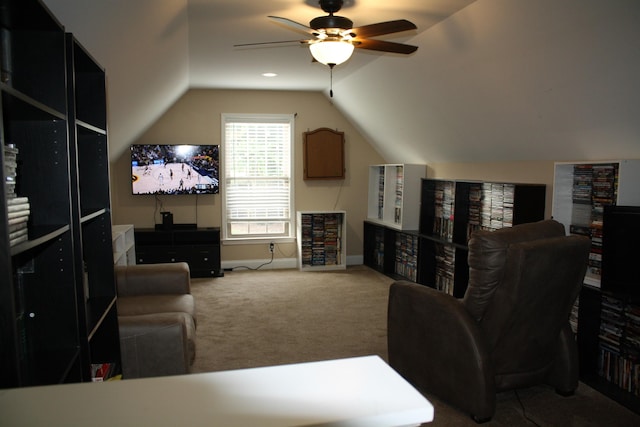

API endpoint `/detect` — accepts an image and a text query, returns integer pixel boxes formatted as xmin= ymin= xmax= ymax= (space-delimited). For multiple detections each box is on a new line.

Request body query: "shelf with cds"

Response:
xmin=2 ymin=91 xmax=71 ymax=252
xmin=366 ymin=164 xmax=426 ymax=230
xmin=418 ymin=179 xmax=545 ymax=297
xmin=363 ymin=220 xmax=393 ymax=274
xmin=297 ymin=211 xmax=346 ymax=271
xmin=553 ymin=165 xmax=640 ymax=415
xmin=364 ymin=178 xmax=545 ymax=297
xmin=1 ymin=0 xmax=120 ymax=388
xmin=363 ymin=221 xmax=421 ymax=282
xmin=552 ymin=160 xmax=640 ymax=288
xmin=577 ymin=287 xmax=640 ymax=415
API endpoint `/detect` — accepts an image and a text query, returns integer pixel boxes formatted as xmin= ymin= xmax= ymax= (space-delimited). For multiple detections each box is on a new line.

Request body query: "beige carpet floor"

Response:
xmin=189 ymin=265 xmax=640 ymax=426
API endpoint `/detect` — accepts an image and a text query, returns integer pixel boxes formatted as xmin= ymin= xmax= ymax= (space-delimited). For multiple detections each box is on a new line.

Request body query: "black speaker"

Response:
xmin=161 ymin=211 xmax=173 ymax=230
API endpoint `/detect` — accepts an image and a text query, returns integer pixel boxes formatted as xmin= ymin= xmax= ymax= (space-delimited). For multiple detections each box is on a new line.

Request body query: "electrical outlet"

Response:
xmin=269 ymin=242 xmax=275 ymax=253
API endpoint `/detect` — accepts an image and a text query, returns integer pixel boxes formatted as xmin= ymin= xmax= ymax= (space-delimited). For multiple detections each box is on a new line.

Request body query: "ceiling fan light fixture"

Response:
xmin=309 ymin=40 xmax=354 ymax=66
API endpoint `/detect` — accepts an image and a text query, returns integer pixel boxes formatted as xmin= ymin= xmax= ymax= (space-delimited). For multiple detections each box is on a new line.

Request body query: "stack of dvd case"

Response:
xmin=4 ymin=143 xmax=30 ymax=246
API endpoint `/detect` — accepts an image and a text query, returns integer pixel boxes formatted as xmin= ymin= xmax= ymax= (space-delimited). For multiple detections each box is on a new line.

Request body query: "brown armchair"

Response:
xmin=115 ymin=262 xmax=197 ymax=379
xmin=388 ymin=220 xmax=591 ymax=422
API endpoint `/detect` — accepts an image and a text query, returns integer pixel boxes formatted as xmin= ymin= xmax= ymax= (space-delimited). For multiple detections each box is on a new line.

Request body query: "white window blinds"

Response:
xmin=222 ymin=114 xmax=294 ymax=240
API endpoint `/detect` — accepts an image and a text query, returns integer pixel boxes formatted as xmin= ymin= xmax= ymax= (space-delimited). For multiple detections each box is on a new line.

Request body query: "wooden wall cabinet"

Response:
xmin=303 ymin=128 xmax=345 ymax=180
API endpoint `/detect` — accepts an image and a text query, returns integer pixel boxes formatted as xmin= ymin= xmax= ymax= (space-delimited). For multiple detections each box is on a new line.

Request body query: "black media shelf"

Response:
xmin=135 ymin=227 xmax=223 ymax=278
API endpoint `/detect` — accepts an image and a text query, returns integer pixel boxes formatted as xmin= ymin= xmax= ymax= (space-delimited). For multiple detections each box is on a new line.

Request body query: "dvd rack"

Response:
xmin=432 ymin=180 xmax=455 ymax=241
xmin=551 ymin=160 xmax=640 ymax=414
xmin=367 ymin=164 xmax=426 ymax=230
xmin=598 ymin=294 xmax=640 ymax=397
xmin=365 ymin=178 xmax=545 ymax=298
xmin=552 ymin=160 xmax=640 ymax=288
xmin=394 ymin=231 xmax=419 ymax=282
xmin=569 ymin=163 xmax=619 ymax=285
xmin=297 ymin=211 xmax=346 ymax=271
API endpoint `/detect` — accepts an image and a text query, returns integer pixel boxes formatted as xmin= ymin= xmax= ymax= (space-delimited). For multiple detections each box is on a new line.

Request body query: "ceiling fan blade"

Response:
xmin=351 ymin=19 xmax=417 ymax=38
xmin=234 ymin=40 xmax=310 ymax=48
xmin=354 ymin=39 xmax=418 ymax=54
xmin=268 ymin=16 xmax=317 ymax=35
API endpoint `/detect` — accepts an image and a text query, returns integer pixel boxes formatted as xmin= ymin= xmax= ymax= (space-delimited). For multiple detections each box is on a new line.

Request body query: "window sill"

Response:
xmin=222 ymin=237 xmax=296 ymax=246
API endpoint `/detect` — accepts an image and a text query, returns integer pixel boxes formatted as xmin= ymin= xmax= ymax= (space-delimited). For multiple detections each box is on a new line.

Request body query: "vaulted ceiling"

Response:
xmin=43 ymin=0 xmax=640 ymax=163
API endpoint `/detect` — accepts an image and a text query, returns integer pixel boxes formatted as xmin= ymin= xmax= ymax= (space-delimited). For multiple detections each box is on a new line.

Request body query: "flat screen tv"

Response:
xmin=131 ymin=144 xmax=219 ymax=195
xmin=602 ymin=205 xmax=640 ymax=297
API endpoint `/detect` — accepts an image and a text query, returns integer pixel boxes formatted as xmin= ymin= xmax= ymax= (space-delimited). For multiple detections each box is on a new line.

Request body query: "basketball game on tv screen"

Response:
xmin=131 ymin=144 xmax=219 ymax=195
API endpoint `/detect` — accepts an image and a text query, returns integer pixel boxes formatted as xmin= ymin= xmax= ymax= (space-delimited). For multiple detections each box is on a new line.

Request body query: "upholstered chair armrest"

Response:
xmin=115 ymin=262 xmax=191 ymax=296
xmin=118 ymin=313 xmax=194 ymax=379
xmin=546 ymin=322 xmax=580 ymax=395
xmin=388 ymin=280 xmax=495 ymax=421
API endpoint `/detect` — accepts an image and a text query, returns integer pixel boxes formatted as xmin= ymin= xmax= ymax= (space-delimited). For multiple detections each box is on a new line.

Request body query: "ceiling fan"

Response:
xmin=236 ymin=0 xmax=418 ymax=68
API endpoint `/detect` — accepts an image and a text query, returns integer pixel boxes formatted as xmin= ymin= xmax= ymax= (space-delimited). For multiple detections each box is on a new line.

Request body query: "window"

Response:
xmin=221 ymin=113 xmax=294 ymax=241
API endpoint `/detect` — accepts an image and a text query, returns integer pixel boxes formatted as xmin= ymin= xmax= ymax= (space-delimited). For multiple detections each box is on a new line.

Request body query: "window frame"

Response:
xmin=221 ymin=113 xmax=295 ymax=243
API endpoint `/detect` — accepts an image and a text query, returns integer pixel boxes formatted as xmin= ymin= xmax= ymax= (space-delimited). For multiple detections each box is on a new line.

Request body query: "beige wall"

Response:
xmin=110 ymin=89 xmax=578 ymax=265
xmin=110 ymin=89 xmax=386 ymax=264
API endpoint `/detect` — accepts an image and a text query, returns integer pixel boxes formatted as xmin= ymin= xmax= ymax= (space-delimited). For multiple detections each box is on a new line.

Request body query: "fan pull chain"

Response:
xmin=329 ymin=64 xmax=335 ymax=98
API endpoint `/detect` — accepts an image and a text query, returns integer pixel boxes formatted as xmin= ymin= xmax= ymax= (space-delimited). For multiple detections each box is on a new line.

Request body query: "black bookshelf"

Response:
xmin=573 ymin=205 xmax=640 ymax=415
xmin=578 ymin=287 xmax=640 ymax=415
xmin=552 ymin=161 xmax=640 ymax=415
xmin=1 ymin=0 xmax=120 ymax=387
xmin=363 ymin=179 xmax=545 ymax=297
xmin=135 ymin=227 xmax=223 ymax=278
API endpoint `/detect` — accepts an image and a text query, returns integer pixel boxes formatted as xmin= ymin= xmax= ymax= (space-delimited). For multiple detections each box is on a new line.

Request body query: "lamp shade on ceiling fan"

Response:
xmin=309 ymin=40 xmax=355 ymax=66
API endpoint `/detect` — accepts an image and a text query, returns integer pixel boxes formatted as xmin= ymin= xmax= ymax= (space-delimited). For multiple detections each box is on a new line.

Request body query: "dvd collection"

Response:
xmin=431 ymin=181 xmax=516 ymax=243
xmin=429 ymin=181 xmax=516 ymax=293
xmin=598 ymin=294 xmax=640 ymax=397
xmin=569 ymin=163 xmax=618 ymax=284
xmin=565 ymin=163 xmax=636 ymax=395
xmin=466 ymin=182 xmax=515 ymax=237
xmin=300 ymin=213 xmax=343 ymax=267
xmin=393 ymin=165 xmax=404 ymax=224
xmin=394 ymin=232 xmax=418 ymax=282
xmin=376 ymin=165 xmax=385 ymax=220
xmin=4 ymin=143 xmax=30 ymax=247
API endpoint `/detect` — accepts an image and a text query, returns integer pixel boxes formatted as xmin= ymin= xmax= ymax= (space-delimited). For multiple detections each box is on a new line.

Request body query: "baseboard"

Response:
xmin=222 ymin=255 xmax=364 ymax=271
xmin=222 ymin=258 xmax=297 ymax=271
xmin=347 ymin=255 xmax=363 ymax=266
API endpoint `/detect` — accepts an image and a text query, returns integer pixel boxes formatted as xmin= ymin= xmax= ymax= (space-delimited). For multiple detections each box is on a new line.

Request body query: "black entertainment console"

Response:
xmin=135 ymin=226 xmax=223 ymax=278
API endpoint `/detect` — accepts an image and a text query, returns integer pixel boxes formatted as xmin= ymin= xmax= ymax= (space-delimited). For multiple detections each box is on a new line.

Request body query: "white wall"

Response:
xmin=43 ymin=0 xmax=191 ymax=161
xmin=333 ymin=0 xmax=640 ymax=163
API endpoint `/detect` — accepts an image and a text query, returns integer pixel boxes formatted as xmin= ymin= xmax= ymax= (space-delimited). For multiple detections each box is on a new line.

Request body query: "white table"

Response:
xmin=0 ymin=355 xmax=433 ymax=426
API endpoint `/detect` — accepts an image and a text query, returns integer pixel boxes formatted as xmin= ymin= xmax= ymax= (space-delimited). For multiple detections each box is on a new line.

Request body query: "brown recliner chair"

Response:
xmin=388 ymin=220 xmax=591 ymax=422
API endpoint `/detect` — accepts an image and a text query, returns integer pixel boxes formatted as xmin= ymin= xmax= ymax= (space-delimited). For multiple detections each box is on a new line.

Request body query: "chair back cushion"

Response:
xmin=463 ymin=220 xmax=591 ymax=379
xmin=463 ymin=220 xmax=566 ymax=322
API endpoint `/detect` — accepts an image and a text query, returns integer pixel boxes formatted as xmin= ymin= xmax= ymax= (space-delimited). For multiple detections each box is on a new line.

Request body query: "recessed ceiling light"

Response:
xmin=262 ymin=72 xmax=278 ymax=77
